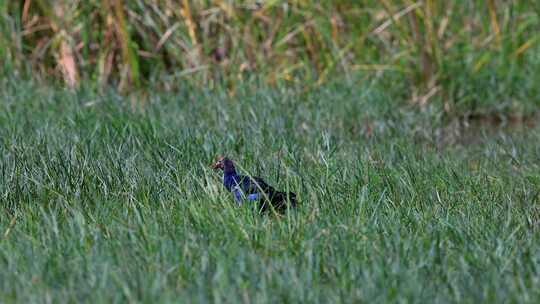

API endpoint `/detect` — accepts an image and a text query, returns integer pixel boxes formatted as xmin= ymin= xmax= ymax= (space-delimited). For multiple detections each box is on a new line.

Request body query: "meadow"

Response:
xmin=2 ymin=1 xmax=540 ymax=303
xmin=1 ymin=75 xmax=540 ymax=303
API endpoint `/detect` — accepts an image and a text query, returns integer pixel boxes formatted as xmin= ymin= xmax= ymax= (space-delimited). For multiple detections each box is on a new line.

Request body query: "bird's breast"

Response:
xmin=247 ymin=193 xmax=260 ymax=201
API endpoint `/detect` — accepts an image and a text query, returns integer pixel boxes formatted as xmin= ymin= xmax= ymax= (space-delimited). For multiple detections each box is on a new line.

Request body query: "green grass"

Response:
xmin=1 ymin=77 xmax=540 ymax=303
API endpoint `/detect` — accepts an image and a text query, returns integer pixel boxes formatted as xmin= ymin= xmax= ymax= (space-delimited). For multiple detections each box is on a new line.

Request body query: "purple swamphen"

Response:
xmin=210 ymin=156 xmax=297 ymax=212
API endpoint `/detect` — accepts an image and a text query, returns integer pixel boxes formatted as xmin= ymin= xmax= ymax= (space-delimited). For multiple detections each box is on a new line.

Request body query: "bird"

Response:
xmin=210 ymin=156 xmax=297 ymax=213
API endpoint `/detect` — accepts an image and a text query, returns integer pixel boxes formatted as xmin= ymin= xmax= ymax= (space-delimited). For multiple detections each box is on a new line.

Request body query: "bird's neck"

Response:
xmin=223 ymin=168 xmax=239 ymax=191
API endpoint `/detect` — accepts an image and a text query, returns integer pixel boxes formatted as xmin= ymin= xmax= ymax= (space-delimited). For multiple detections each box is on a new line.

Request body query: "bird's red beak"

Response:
xmin=210 ymin=161 xmax=224 ymax=169
xmin=211 ymin=156 xmax=226 ymax=169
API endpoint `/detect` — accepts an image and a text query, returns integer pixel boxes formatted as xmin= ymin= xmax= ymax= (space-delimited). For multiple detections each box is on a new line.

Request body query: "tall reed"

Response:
xmin=1 ymin=1 xmax=538 ymax=108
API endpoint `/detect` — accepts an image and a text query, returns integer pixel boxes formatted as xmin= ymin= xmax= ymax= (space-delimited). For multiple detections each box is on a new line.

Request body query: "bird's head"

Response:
xmin=210 ymin=156 xmax=235 ymax=171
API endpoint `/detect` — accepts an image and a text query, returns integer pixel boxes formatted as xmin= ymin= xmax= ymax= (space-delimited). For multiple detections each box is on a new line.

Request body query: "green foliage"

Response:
xmin=1 ymin=79 xmax=540 ymax=302
xmin=1 ymin=1 xmax=539 ymax=109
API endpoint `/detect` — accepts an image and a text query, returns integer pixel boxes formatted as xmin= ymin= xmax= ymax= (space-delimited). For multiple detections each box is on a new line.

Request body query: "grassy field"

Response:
xmin=2 ymin=1 xmax=540 ymax=302
xmin=1 ymin=77 xmax=540 ymax=303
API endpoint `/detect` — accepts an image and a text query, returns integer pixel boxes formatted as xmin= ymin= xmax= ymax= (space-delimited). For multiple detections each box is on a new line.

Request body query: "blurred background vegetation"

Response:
xmin=1 ymin=0 xmax=539 ymax=112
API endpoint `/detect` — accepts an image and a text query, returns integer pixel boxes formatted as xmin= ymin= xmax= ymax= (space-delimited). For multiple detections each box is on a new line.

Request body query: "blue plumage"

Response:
xmin=211 ymin=156 xmax=297 ymax=212
xmin=221 ymin=159 xmax=267 ymax=203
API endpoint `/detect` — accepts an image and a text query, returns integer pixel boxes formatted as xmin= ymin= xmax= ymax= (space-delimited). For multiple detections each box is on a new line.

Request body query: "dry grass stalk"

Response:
xmin=487 ymin=0 xmax=501 ymax=46
xmin=58 ymin=36 xmax=78 ymax=87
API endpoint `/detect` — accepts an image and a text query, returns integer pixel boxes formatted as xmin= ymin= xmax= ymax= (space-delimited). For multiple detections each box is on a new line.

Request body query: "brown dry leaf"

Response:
xmin=22 ymin=0 xmax=32 ymax=22
xmin=58 ymin=38 xmax=79 ymax=88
